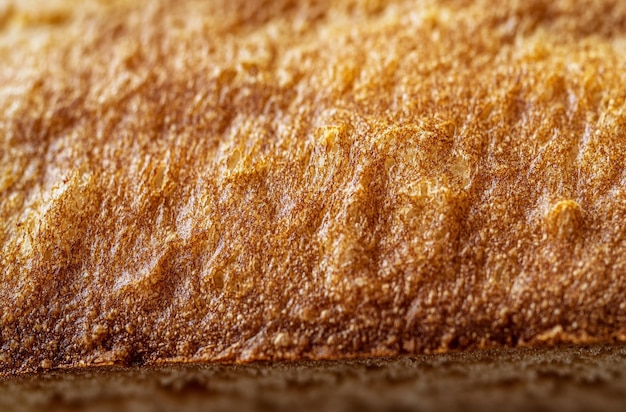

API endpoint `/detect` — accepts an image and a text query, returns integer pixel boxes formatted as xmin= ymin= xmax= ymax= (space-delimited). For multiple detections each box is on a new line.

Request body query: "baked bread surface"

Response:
xmin=1 ymin=0 xmax=626 ymax=375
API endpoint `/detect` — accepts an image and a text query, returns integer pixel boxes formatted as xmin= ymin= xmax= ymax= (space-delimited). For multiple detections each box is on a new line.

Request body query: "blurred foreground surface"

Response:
xmin=1 ymin=345 xmax=625 ymax=412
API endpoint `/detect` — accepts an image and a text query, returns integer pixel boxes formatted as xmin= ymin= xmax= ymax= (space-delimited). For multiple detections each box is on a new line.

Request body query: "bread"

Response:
xmin=1 ymin=0 xmax=625 ymax=404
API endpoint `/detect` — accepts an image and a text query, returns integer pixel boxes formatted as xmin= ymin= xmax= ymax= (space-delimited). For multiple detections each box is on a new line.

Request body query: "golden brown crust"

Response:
xmin=1 ymin=0 xmax=626 ymax=376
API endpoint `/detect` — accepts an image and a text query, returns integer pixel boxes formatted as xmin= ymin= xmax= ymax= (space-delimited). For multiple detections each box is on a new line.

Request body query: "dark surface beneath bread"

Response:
xmin=1 ymin=345 xmax=625 ymax=412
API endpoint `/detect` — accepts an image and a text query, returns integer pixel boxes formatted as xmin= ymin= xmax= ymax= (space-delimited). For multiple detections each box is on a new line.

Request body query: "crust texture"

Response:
xmin=1 ymin=0 xmax=626 ymax=375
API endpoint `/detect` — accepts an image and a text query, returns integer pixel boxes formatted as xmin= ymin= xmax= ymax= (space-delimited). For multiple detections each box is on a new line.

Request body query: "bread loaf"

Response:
xmin=1 ymin=0 xmax=625 ymax=382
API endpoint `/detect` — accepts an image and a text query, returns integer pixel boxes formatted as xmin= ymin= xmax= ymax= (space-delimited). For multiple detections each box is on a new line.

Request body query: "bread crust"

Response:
xmin=1 ymin=0 xmax=626 ymax=376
